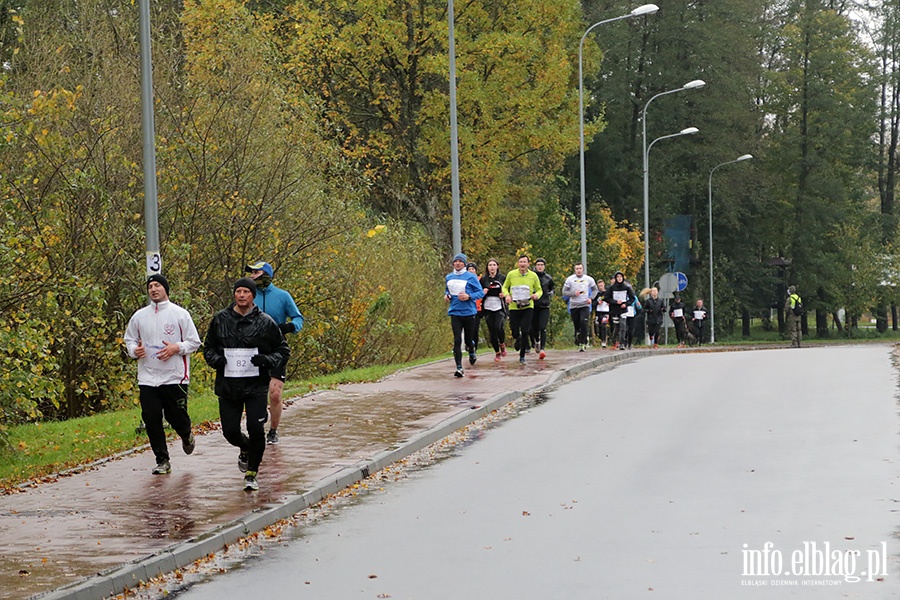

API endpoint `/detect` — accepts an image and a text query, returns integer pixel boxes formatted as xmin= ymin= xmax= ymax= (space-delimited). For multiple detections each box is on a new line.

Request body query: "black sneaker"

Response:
xmin=182 ymin=433 xmax=195 ymax=455
xmin=514 ymin=338 xmax=520 ymax=351
xmin=238 ymin=452 xmax=249 ymax=473
xmin=243 ymin=471 xmax=259 ymax=491
xmin=266 ymin=430 xmax=279 ymax=445
xmin=152 ymin=460 xmax=171 ymax=475
xmin=454 ymin=366 xmax=464 ymax=378
xmin=468 ymin=352 xmax=477 ymax=366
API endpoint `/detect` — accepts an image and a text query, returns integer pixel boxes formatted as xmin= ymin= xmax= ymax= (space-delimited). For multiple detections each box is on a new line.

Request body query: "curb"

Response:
xmin=28 ymin=345 xmax=770 ymax=599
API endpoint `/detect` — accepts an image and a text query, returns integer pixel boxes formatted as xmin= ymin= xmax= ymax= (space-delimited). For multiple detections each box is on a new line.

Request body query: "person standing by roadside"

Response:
xmin=643 ymin=287 xmax=665 ymax=349
xmin=502 ymin=255 xmax=543 ymax=364
xmin=480 ymin=258 xmax=508 ymax=361
xmin=531 ymin=258 xmax=555 ymax=359
xmin=785 ymin=285 xmax=803 ymax=348
xmin=692 ymin=298 xmax=709 ymax=346
xmin=125 ymin=274 xmax=202 ymax=475
xmin=245 ymin=261 xmax=304 ymax=446
xmin=605 ymin=271 xmax=634 ymax=350
xmin=445 ymin=253 xmax=484 ymax=377
xmin=204 ymin=278 xmax=290 ymax=491
xmin=669 ymin=293 xmax=688 ymax=347
xmin=562 ymin=263 xmax=597 ymax=352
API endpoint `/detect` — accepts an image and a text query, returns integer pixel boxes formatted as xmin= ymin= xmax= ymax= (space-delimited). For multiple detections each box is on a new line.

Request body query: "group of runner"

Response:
xmin=445 ymin=255 xmax=713 ymax=376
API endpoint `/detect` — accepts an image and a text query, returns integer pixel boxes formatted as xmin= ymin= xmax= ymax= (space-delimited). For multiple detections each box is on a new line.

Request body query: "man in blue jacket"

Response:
xmin=246 ymin=260 xmax=304 ymax=445
xmin=445 ymin=253 xmax=484 ymax=378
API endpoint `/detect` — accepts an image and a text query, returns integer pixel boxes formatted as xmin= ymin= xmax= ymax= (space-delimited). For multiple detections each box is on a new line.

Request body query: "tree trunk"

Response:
xmin=815 ymin=308 xmax=827 ymax=337
xmin=876 ymin=305 xmax=888 ymax=333
xmin=832 ymin=310 xmax=844 ymax=334
xmin=742 ymin=308 xmax=751 ymax=337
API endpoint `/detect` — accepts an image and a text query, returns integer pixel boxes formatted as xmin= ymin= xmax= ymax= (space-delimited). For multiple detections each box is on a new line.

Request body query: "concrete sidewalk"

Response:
xmin=1 ymin=348 xmax=649 ymax=600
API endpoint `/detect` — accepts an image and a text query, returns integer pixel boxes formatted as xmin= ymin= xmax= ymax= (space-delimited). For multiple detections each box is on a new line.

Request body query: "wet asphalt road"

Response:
xmin=172 ymin=346 xmax=900 ymax=599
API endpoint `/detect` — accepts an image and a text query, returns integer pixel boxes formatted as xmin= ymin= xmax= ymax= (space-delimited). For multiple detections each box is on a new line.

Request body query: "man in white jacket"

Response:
xmin=562 ymin=263 xmax=598 ymax=352
xmin=124 ymin=274 xmax=202 ymax=474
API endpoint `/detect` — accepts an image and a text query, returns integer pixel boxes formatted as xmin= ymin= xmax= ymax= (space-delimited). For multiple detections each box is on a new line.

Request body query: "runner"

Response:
xmin=531 ymin=258 xmax=555 ymax=359
xmin=604 ymin=271 xmax=634 ymax=350
xmin=480 ymin=258 xmax=508 ymax=361
xmin=203 ymin=278 xmax=290 ymax=491
xmin=245 ymin=260 xmax=304 ymax=445
xmin=562 ymin=263 xmax=598 ymax=352
xmin=445 ymin=253 xmax=484 ymax=377
xmin=502 ymin=255 xmax=543 ymax=364
xmin=669 ymin=292 xmax=688 ymax=348
xmin=593 ymin=279 xmax=609 ymax=348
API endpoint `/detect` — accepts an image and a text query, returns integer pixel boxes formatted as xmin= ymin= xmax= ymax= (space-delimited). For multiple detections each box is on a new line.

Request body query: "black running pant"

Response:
xmin=531 ymin=307 xmax=550 ymax=350
xmin=483 ymin=310 xmax=506 ymax=352
xmin=219 ymin=391 xmax=268 ymax=473
xmin=450 ymin=314 xmax=478 ymax=367
xmin=140 ymin=384 xmax=192 ymax=464
xmin=570 ymin=305 xmax=590 ymax=345
xmin=508 ymin=308 xmax=533 ymax=358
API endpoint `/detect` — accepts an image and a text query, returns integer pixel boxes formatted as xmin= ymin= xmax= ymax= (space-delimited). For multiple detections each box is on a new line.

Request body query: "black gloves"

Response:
xmin=278 ymin=322 xmax=294 ymax=335
xmin=250 ymin=354 xmax=269 ymax=367
xmin=210 ymin=356 xmax=227 ymax=370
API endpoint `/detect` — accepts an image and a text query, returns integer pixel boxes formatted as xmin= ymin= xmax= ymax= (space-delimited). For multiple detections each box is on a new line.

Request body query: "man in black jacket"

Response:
xmin=204 ymin=278 xmax=290 ymax=491
xmin=530 ymin=258 xmax=555 ymax=359
xmin=604 ymin=271 xmax=634 ymax=349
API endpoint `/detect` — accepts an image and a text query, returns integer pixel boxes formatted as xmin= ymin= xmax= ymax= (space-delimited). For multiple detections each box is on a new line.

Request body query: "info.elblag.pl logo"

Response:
xmin=741 ymin=541 xmax=889 ymax=587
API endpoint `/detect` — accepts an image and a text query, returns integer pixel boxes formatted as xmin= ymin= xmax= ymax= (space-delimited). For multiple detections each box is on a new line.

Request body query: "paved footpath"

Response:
xmin=1 ymin=347 xmax=652 ymax=600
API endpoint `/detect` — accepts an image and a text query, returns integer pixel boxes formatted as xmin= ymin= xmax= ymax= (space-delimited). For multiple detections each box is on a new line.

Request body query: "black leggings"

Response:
xmin=647 ymin=319 xmax=661 ymax=344
xmin=219 ymin=391 xmax=268 ymax=473
xmin=509 ymin=308 xmax=533 ymax=358
xmin=450 ymin=314 xmax=478 ymax=366
xmin=483 ymin=310 xmax=506 ymax=352
xmin=531 ymin=307 xmax=550 ymax=350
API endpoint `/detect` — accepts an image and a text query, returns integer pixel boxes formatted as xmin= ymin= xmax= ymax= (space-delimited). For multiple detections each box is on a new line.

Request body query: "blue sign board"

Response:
xmin=675 ymin=272 xmax=688 ymax=292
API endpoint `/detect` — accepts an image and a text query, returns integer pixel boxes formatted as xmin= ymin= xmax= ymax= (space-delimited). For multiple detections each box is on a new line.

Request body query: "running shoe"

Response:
xmin=519 ymin=357 xmax=526 ymax=365
xmin=454 ymin=366 xmax=465 ymax=378
xmin=182 ymin=433 xmax=195 ymax=455
xmin=243 ymin=472 xmax=259 ymax=491
xmin=238 ymin=452 xmax=249 ymax=473
xmin=152 ymin=461 xmax=171 ymax=475
xmin=266 ymin=430 xmax=279 ymax=445
xmin=539 ymin=350 xmax=546 ymax=360
xmin=494 ymin=353 xmax=502 ymax=362
xmin=469 ymin=352 xmax=477 ymax=366
xmin=500 ymin=344 xmax=507 ymax=357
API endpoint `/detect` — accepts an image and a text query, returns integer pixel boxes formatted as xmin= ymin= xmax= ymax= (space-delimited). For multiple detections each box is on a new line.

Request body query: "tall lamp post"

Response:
xmin=139 ymin=0 xmax=161 ymax=277
xmin=449 ymin=0 xmax=462 ymax=255
xmin=708 ymin=154 xmax=753 ymax=343
xmin=641 ymin=79 xmax=705 ymax=289
xmin=579 ymin=4 xmax=659 ymax=274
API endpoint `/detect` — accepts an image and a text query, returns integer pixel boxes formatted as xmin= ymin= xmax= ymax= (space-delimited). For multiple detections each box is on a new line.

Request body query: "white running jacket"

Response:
xmin=124 ymin=300 xmax=202 ymax=387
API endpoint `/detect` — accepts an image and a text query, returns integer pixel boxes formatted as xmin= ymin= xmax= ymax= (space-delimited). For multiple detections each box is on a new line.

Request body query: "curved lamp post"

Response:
xmin=708 ymin=153 xmax=753 ymax=343
xmin=579 ymin=4 xmax=659 ymax=275
xmin=641 ymin=79 xmax=705 ymax=289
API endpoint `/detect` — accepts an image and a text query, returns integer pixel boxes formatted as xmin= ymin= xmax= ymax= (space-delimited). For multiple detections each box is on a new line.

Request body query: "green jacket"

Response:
xmin=502 ymin=269 xmax=542 ymax=310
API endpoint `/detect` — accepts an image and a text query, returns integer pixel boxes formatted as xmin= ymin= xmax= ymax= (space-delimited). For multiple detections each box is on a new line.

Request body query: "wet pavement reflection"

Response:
xmin=0 ymin=349 xmax=608 ymax=599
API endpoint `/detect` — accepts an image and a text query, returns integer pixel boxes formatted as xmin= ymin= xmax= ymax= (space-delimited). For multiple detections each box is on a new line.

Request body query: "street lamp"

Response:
xmin=449 ymin=0 xmax=461 ymax=255
xmin=579 ymin=4 xmax=659 ymax=275
xmin=641 ymin=79 xmax=705 ymax=289
xmin=708 ymin=153 xmax=753 ymax=343
xmin=139 ymin=0 xmax=161 ymax=277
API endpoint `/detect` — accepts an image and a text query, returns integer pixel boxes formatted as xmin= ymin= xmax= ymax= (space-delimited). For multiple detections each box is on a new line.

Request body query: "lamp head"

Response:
xmin=682 ymin=79 xmax=706 ymax=90
xmin=736 ymin=154 xmax=753 ymax=162
xmin=680 ymin=127 xmax=699 ymax=135
xmin=631 ymin=4 xmax=660 ymax=16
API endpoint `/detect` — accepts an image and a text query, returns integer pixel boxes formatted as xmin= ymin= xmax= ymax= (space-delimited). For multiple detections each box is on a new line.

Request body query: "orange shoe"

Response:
xmin=539 ymin=350 xmax=546 ymax=360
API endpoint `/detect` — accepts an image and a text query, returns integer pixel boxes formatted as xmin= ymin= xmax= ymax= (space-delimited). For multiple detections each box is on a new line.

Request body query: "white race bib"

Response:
xmin=626 ymin=306 xmax=635 ymax=317
xmin=613 ymin=290 xmax=627 ymax=303
xmin=694 ymin=310 xmax=706 ymax=320
xmin=597 ymin=301 xmax=609 ymax=313
xmin=673 ymin=308 xmax=683 ymax=318
xmin=447 ymin=279 xmax=467 ymax=296
xmin=574 ymin=280 xmax=589 ymax=295
xmin=483 ymin=296 xmax=503 ymax=311
xmin=224 ymin=347 xmax=259 ymax=378
xmin=511 ymin=285 xmax=531 ymax=302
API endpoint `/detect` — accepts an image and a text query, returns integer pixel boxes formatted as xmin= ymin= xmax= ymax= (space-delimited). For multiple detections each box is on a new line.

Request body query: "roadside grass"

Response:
xmin=0 ymin=354 xmax=446 ymax=492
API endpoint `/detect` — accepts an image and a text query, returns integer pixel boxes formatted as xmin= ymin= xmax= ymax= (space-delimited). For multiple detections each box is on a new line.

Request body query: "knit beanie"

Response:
xmin=233 ymin=277 xmax=257 ymax=297
xmin=147 ymin=274 xmax=170 ymax=296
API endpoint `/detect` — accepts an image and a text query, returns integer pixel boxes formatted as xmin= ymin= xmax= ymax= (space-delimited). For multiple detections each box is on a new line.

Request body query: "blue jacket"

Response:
xmin=445 ymin=271 xmax=484 ymax=317
xmin=254 ymin=284 xmax=304 ymax=333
